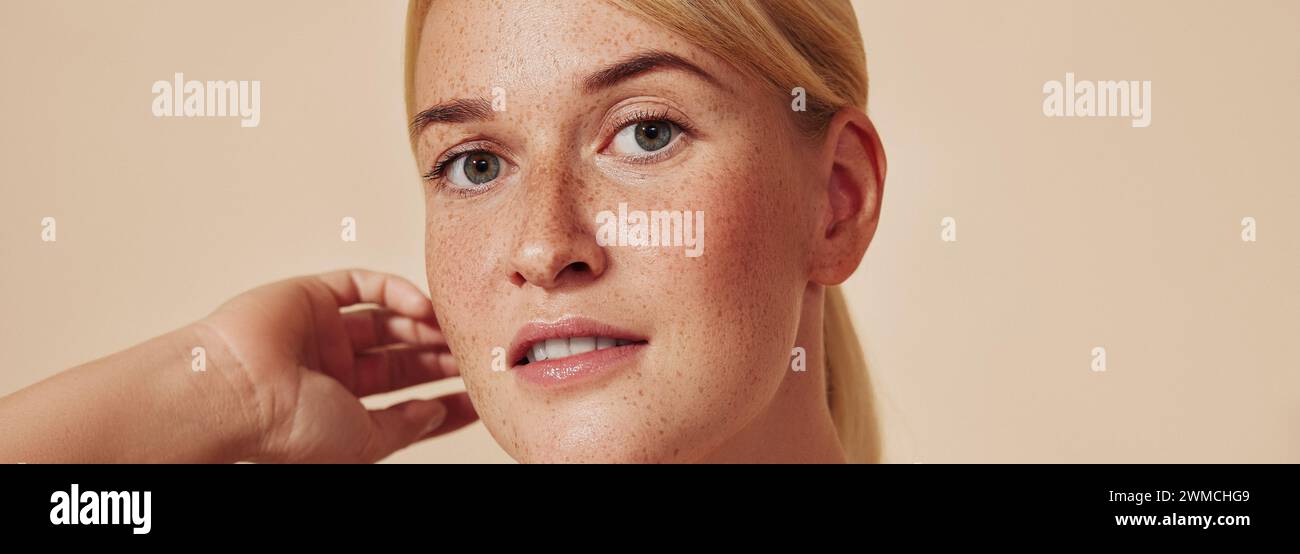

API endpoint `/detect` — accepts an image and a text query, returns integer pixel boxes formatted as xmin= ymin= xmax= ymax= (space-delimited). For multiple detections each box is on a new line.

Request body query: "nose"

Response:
xmin=507 ymin=167 xmax=607 ymax=290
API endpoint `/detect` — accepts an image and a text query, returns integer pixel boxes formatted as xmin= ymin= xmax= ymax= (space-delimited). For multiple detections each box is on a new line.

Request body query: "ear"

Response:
xmin=810 ymin=106 xmax=886 ymax=286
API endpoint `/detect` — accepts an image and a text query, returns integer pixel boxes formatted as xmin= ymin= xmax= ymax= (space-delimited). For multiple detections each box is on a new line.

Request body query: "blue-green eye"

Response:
xmin=611 ymin=120 xmax=680 ymax=155
xmin=447 ymin=151 xmax=501 ymax=188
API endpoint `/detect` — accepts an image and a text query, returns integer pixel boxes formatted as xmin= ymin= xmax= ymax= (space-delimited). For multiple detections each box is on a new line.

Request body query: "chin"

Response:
xmin=491 ymin=404 xmax=709 ymax=464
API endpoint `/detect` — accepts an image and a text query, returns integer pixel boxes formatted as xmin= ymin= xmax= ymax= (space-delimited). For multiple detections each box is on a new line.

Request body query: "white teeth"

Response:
xmin=569 ymin=336 xmax=596 ymax=355
xmin=523 ymin=336 xmax=635 ymax=364
xmin=544 ymin=338 xmax=570 ymax=359
xmin=530 ymin=342 xmax=548 ymax=363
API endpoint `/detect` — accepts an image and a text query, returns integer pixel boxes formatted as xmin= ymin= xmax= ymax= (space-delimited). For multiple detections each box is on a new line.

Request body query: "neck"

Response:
xmin=697 ymin=285 xmax=846 ymax=464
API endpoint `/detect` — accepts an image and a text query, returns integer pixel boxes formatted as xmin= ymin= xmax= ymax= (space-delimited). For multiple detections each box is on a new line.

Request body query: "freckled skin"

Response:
xmin=414 ymin=0 xmax=834 ymax=463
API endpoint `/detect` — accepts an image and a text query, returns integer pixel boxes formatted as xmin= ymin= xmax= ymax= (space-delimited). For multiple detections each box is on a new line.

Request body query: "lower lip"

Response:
xmin=512 ymin=343 xmax=647 ymax=388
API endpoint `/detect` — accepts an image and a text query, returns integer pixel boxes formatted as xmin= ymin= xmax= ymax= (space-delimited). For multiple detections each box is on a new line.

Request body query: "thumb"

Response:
xmin=365 ymin=398 xmax=447 ymax=462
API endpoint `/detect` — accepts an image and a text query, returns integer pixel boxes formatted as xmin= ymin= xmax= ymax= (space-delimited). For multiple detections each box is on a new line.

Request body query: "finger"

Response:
xmin=341 ymin=308 xmax=446 ymax=352
xmin=415 ymin=392 xmax=479 ymax=441
xmin=349 ymin=347 xmax=459 ymax=397
xmin=315 ymin=269 xmax=435 ymax=320
xmin=364 ymin=398 xmax=448 ymax=463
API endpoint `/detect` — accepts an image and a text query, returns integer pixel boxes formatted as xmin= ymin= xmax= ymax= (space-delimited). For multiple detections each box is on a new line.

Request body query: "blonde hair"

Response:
xmin=404 ymin=0 xmax=880 ymax=463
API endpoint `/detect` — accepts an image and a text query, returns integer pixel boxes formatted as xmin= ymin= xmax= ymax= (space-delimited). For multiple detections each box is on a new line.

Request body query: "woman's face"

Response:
xmin=414 ymin=0 xmax=825 ymax=462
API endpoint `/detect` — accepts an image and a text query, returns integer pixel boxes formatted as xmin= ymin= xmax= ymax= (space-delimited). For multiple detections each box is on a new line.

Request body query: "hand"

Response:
xmin=198 ymin=269 xmax=476 ymax=463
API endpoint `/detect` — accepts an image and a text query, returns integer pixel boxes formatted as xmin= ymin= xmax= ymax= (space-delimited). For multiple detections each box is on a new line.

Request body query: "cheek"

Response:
xmin=423 ymin=196 xmax=509 ymax=313
xmin=422 ymin=202 xmax=502 ymax=384
xmin=422 ymin=210 xmax=514 ymax=455
xmin=624 ymin=137 xmax=810 ymax=457
xmin=673 ymin=130 xmax=810 ymax=317
xmin=424 ymin=197 xmax=544 ymax=455
xmin=424 ymin=206 xmax=474 ymax=317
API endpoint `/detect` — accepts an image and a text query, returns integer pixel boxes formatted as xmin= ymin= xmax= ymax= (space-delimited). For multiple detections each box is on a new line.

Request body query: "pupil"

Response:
xmin=635 ymin=120 xmax=671 ymax=151
xmin=461 ymin=152 xmax=498 ymax=185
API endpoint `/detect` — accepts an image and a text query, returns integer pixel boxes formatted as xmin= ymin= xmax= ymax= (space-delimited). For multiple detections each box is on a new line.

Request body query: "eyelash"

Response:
xmin=604 ymin=107 xmax=695 ymax=164
xmin=422 ymin=108 xmax=696 ymax=191
xmin=609 ymin=107 xmax=696 ymax=142
xmin=422 ymin=141 xmax=500 ymax=183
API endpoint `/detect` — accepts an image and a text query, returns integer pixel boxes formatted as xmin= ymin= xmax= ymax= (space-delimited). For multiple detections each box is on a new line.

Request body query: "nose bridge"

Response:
xmin=521 ymin=149 xmax=585 ymax=244
xmin=508 ymin=148 xmax=606 ymax=289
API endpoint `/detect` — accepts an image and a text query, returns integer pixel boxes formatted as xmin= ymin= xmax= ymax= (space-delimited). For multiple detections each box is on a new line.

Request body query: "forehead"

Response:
xmin=412 ymin=0 xmax=734 ymax=108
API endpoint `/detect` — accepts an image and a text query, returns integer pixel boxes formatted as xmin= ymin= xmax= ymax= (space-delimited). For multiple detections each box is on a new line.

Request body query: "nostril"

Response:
xmin=551 ymin=261 xmax=593 ymax=285
xmin=510 ymin=256 xmax=601 ymax=289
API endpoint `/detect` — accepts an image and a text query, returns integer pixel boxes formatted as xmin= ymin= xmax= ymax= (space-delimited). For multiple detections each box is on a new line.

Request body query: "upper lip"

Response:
xmin=507 ymin=316 xmax=648 ymax=367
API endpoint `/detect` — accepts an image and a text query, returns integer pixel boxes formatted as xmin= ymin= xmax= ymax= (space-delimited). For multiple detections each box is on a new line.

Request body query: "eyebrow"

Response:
xmin=408 ymin=97 xmax=494 ymax=140
xmin=408 ymin=50 xmax=720 ymax=139
xmin=583 ymin=50 xmax=721 ymax=92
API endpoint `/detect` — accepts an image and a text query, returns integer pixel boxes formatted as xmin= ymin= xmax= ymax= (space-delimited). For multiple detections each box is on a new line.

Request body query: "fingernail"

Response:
xmin=422 ymin=400 xmax=448 ymax=434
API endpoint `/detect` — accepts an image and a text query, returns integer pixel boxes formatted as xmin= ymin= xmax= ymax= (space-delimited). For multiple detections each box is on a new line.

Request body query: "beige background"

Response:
xmin=0 ymin=0 xmax=1295 ymax=463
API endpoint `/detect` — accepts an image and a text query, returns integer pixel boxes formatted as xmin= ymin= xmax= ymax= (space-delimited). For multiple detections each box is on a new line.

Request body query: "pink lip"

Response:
xmin=507 ymin=317 xmax=648 ymax=388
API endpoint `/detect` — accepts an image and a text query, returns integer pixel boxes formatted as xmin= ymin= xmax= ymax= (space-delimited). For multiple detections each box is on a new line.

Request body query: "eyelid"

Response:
xmin=423 ymin=139 xmax=512 ymax=182
xmin=597 ymin=102 xmax=699 ymax=152
xmin=596 ymin=116 xmax=695 ymax=169
xmin=423 ymin=103 xmax=697 ymax=186
xmin=610 ymin=108 xmax=694 ymax=136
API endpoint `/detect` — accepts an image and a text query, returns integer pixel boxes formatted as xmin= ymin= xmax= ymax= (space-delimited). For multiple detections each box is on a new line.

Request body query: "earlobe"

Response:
xmin=811 ymin=107 xmax=886 ymax=286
